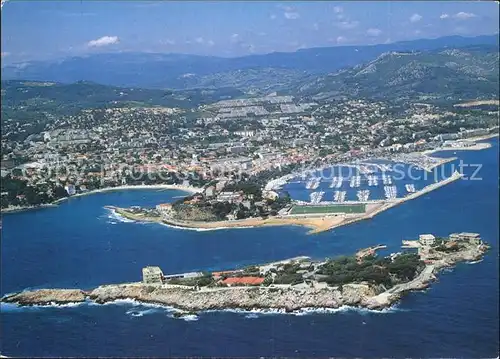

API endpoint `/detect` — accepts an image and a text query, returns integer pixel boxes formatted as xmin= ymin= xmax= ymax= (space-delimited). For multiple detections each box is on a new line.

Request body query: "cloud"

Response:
xmin=284 ymin=11 xmax=300 ymax=20
xmin=454 ymin=12 xmax=476 ymax=20
xmin=87 ymin=36 xmax=119 ymax=48
xmin=1 ymin=51 xmax=10 ymax=57
xmin=163 ymin=39 xmax=176 ymax=45
xmin=230 ymin=33 xmax=240 ymax=43
xmin=278 ymin=5 xmax=300 ymax=20
xmin=410 ymin=13 xmax=422 ymax=23
xmin=366 ymin=28 xmax=382 ymax=37
xmin=207 ymin=40 xmax=215 ymax=47
xmin=333 ymin=6 xmax=343 ymax=14
xmin=336 ymin=36 xmax=348 ymax=44
xmin=195 ymin=37 xmax=204 ymax=44
xmin=270 ymin=14 xmax=277 ymax=20
xmin=312 ymin=23 xmax=319 ymax=31
xmin=335 ymin=20 xmax=359 ymax=29
xmin=440 ymin=12 xmax=477 ymax=20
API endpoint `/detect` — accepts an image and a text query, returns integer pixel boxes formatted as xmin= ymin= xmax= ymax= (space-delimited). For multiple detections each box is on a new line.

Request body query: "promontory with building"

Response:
xmin=2 ymin=232 xmax=489 ymax=313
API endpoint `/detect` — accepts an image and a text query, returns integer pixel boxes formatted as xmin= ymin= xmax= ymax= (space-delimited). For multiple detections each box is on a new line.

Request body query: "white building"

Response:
xmin=419 ymin=234 xmax=436 ymax=246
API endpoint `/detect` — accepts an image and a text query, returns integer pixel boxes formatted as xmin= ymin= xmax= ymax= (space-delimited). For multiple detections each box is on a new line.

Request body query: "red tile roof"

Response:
xmin=222 ymin=276 xmax=264 ymax=286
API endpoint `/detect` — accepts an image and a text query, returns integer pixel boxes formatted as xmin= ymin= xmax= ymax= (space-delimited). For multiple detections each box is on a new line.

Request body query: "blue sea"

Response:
xmin=1 ymin=139 xmax=498 ymax=357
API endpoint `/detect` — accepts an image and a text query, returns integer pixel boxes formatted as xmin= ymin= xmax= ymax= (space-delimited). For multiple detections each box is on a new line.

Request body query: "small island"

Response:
xmin=2 ymin=232 xmax=488 ymax=312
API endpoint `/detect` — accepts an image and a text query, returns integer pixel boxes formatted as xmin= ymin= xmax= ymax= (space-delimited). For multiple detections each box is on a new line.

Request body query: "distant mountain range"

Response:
xmin=2 ymin=35 xmax=498 ymax=92
xmin=291 ymin=44 xmax=499 ymax=101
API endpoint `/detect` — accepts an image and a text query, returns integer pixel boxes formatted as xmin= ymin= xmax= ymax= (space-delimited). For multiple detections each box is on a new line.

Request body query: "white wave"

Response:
xmin=244 ymin=313 xmax=259 ymax=319
xmin=104 ymin=208 xmax=135 ymax=223
xmin=467 ymin=259 xmax=483 ymax=265
xmin=2 ymin=296 xmax=406 ymax=318
xmin=179 ymin=314 xmax=199 ymax=321
xmin=0 ymin=301 xmax=86 ymax=311
xmin=158 ymin=222 xmax=255 ymax=232
xmin=126 ymin=308 xmax=160 ymax=317
xmin=205 ymin=304 xmax=405 ymax=317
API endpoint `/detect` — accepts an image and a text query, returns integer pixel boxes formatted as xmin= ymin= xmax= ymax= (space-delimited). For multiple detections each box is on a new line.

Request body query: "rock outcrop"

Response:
xmin=2 ymin=289 xmax=86 ymax=306
xmin=87 ymin=283 xmax=378 ymax=312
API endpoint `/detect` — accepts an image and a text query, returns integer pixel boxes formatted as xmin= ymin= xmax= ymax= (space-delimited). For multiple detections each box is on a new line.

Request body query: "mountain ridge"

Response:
xmin=2 ymin=35 xmax=498 ymax=91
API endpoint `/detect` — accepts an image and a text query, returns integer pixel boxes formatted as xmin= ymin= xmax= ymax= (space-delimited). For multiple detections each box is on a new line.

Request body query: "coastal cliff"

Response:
xmin=2 ymin=233 xmax=488 ymax=312
xmin=2 ymin=283 xmax=384 ymax=311
xmin=2 ymin=289 xmax=86 ymax=306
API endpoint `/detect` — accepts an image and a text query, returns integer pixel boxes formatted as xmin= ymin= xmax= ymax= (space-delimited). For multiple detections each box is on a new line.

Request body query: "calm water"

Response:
xmin=1 ymin=139 xmax=498 ymax=357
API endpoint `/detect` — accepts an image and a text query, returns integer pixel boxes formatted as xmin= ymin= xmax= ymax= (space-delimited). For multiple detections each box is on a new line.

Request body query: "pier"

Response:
xmin=334 ymin=191 xmax=347 ymax=203
xmin=384 ymin=186 xmax=397 ymax=199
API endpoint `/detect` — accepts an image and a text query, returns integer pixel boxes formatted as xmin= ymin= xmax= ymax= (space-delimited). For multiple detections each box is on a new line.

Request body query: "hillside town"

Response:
xmin=1 ymin=93 xmax=498 ymax=210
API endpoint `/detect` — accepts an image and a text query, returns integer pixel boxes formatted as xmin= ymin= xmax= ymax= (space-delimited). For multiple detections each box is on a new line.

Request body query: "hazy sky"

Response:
xmin=1 ymin=1 xmax=499 ymax=63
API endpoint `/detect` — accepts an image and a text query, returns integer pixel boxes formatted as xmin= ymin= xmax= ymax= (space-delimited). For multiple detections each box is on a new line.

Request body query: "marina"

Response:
xmin=405 ymin=183 xmax=416 ymax=193
xmin=356 ymin=190 xmax=370 ymax=202
xmin=306 ymin=177 xmax=321 ymax=190
xmin=382 ymin=173 xmax=393 ymax=185
xmin=264 ymin=175 xmax=294 ymax=191
xmin=309 ymin=191 xmax=325 ymax=204
xmin=356 ymin=164 xmax=375 ymax=175
xmin=367 ymin=175 xmax=379 ymax=187
xmin=329 ymin=176 xmax=343 ymax=189
xmin=378 ymin=164 xmax=393 ymax=172
xmin=349 ymin=175 xmax=361 ymax=188
xmin=334 ymin=190 xmax=347 ymax=203
xmin=384 ymin=185 xmax=398 ymax=200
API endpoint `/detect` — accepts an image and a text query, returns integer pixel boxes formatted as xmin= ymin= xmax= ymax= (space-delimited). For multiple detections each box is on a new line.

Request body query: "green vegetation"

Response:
xmin=317 ymin=253 xmax=424 ymax=287
xmin=290 ymin=203 xmax=366 ymax=215
xmin=0 ymin=175 xmax=68 ymax=208
xmin=273 ymin=263 xmax=304 ymax=285
xmin=170 ymin=181 xmax=291 ymax=221
xmin=167 ymin=273 xmax=214 ymax=287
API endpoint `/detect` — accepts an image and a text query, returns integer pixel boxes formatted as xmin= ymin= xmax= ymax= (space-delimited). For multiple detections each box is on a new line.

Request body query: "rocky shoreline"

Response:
xmin=2 ymin=234 xmax=488 ymax=313
xmin=2 ymin=282 xmax=395 ymax=312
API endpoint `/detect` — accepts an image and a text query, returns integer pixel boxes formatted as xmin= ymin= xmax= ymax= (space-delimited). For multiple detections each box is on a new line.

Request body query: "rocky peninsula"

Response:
xmin=2 ymin=233 xmax=489 ymax=313
xmin=106 ymin=170 xmax=463 ymax=235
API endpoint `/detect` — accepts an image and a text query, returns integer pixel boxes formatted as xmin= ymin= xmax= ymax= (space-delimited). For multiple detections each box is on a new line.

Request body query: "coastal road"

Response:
xmin=387 ymin=265 xmax=435 ymax=294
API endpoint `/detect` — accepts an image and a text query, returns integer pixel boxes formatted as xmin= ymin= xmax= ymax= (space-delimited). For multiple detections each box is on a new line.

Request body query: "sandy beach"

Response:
xmin=453 ymin=99 xmax=499 ymax=107
xmin=109 ymin=206 xmax=346 ymax=234
xmin=170 ymin=215 xmax=347 ymax=234
xmin=422 ymin=141 xmax=492 ymax=157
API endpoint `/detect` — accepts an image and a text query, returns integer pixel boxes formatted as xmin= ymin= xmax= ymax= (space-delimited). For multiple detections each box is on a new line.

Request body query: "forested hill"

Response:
xmin=289 ymin=45 xmax=499 ymax=102
xmin=1 ymin=80 xmax=244 ymax=114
